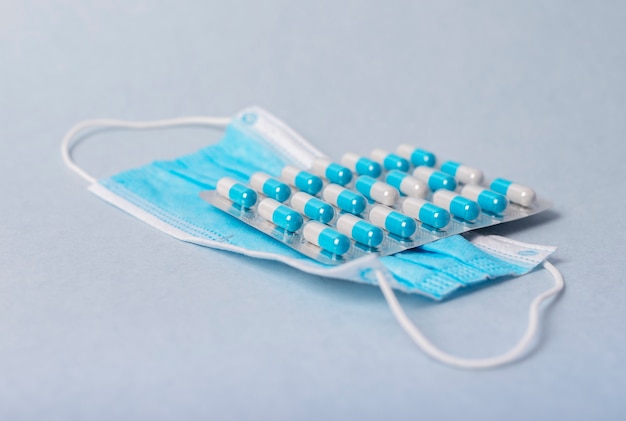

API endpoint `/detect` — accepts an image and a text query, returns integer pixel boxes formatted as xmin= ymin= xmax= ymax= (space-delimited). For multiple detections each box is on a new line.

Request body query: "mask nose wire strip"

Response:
xmin=375 ymin=260 xmax=564 ymax=369
xmin=60 ymin=117 xmax=232 ymax=184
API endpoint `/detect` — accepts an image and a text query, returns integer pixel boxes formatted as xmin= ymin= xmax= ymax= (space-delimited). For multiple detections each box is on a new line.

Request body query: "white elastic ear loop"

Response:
xmin=376 ymin=261 xmax=564 ymax=369
xmin=61 ymin=116 xmax=232 ymax=184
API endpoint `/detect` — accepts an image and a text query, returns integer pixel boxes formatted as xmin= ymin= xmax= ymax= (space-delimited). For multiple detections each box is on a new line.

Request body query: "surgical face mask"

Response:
xmin=61 ymin=107 xmax=564 ymax=369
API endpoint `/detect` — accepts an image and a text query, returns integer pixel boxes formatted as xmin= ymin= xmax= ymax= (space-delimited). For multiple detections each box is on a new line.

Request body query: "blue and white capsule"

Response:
xmin=216 ymin=177 xmax=257 ymax=209
xmin=461 ymin=185 xmax=508 ymax=215
xmin=432 ymin=190 xmax=480 ymax=222
xmin=397 ymin=144 xmax=436 ymax=167
xmin=385 ymin=170 xmax=428 ymax=198
xmin=354 ymin=176 xmax=399 ymax=206
xmin=413 ymin=166 xmax=457 ymax=191
xmin=401 ymin=197 xmax=450 ymax=229
xmin=370 ymin=149 xmax=410 ymax=172
xmin=490 ymin=178 xmax=536 ymax=207
xmin=249 ymin=172 xmax=292 ymax=202
xmin=257 ymin=198 xmax=303 ymax=232
xmin=369 ymin=205 xmax=417 ymax=238
xmin=290 ymin=192 xmax=335 ymax=224
xmin=281 ymin=166 xmax=323 ymax=195
xmin=341 ymin=153 xmax=382 ymax=178
xmin=310 ymin=157 xmax=352 ymax=186
xmin=440 ymin=161 xmax=484 ymax=185
xmin=322 ymin=184 xmax=367 ymax=215
xmin=336 ymin=214 xmax=384 ymax=248
xmin=303 ymin=221 xmax=351 ymax=256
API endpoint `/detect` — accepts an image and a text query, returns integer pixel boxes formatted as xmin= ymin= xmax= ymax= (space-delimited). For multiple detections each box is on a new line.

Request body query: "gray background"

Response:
xmin=1 ymin=1 xmax=625 ymax=419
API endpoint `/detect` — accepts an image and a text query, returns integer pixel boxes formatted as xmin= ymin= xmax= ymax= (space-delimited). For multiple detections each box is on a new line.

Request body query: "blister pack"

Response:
xmin=200 ymin=144 xmax=551 ymax=266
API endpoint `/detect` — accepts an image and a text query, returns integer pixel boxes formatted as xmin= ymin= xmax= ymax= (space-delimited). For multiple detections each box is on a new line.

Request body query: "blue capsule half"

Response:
xmin=413 ymin=167 xmax=457 ymax=191
xmin=371 ymin=149 xmax=410 ymax=172
xmin=433 ymin=190 xmax=480 ymax=221
xmin=402 ymin=198 xmax=450 ymax=229
xmin=258 ymin=198 xmax=303 ymax=232
xmin=311 ymin=158 xmax=352 ymax=186
xmin=323 ymin=184 xmax=367 ymax=215
xmin=337 ymin=214 xmax=384 ymax=248
xmin=341 ymin=153 xmax=382 ymax=178
xmin=462 ymin=185 xmax=508 ymax=214
xmin=250 ymin=172 xmax=292 ymax=202
xmin=216 ymin=177 xmax=257 ymax=209
xmin=397 ymin=145 xmax=436 ymax=167
xmin=303 ymin=222 xmax=351 ymax=255
xmin=369 ymin=205 xmax=417 ymax=238
xmin=281 ymin=166 xmax=323 ymax=195
xmin=290 ymin=192 xmax=335 ymax=224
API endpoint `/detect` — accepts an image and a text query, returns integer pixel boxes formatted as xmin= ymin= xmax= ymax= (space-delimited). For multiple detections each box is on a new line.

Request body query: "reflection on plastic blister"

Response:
xmin=200 ymin=187 xmax=551 ymax=266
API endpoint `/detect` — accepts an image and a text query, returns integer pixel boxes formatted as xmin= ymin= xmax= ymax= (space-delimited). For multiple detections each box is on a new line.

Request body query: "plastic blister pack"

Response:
xmin=200 ymin=147 xmax=551 ymax=265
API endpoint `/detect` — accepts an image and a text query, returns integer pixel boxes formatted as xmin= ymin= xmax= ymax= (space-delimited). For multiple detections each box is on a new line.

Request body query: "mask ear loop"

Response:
xmin=61 ymin=116 xmax=232 ymax=184
xmin=375 ymin=261 xmax=564 ymax=369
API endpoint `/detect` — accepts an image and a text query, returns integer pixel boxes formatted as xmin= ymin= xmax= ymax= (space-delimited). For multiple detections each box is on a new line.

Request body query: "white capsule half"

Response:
xmin=216 ymin=177 xmax=237 ymax=199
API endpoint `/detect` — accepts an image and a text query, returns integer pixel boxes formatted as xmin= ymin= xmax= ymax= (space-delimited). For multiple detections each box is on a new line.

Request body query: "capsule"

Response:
xmin=370 ymin=149 xmax=410 ymax=172
xmin=432 ymin=190 xmax=480 ymax=222
xmin=310 ymin=157 xmax=352 ymax=186
xmin=461 ymin=185 xmax=508 ymax=215
xmin=354 ymin=176 xmax=399 ymax=206
xmin=303 ymin=221 xmax=351 ymax=255
xmin=402 ymin=197 xmax=450 ymax=229
xmin=281 ymin=166 xmax=323 ymax=195
xmin=257 ymin=198 xmax=303 ymax=232
xmin=397 ymin=144 xmax=436 ymax=167
xmin=490 ymin=178 xmax=536 ymax=207
xmin=290 ymin=192 xmax=335 ymax=224
xmin=385 ymin=170 xmax=428 ymax=198
xmin=340 ymin=153 xmax=382 ymax=178
xmin=369 ymin=205 xmax=417 ymax=238
xmin=336 ymin=214 xmax=384 ymax=248
xmin=216 ymin=177 xmax=257 ymax=209
xmin=249 ymin=172 xmax=292 ymax=202
xmin=440 ymin=161 xmax=484 ymax=185
xmin=413 ymin=167 xmax=457 ymax=191
xmin=322 ymin=184 xmax=367 ymax=215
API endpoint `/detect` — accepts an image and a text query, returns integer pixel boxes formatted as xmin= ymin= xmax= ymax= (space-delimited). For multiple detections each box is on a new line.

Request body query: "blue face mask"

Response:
xmin=61 ymin=107 xmax=564 ymax=369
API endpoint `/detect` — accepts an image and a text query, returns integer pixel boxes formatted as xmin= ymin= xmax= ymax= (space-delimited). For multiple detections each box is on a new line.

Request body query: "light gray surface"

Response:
xmin=1 ymin=1 xmax=625 ymax=419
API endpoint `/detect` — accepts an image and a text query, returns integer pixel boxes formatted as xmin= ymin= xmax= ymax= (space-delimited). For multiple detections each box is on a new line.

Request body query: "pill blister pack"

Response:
xmin=200 ymin=145 xmax=551 ymax=266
